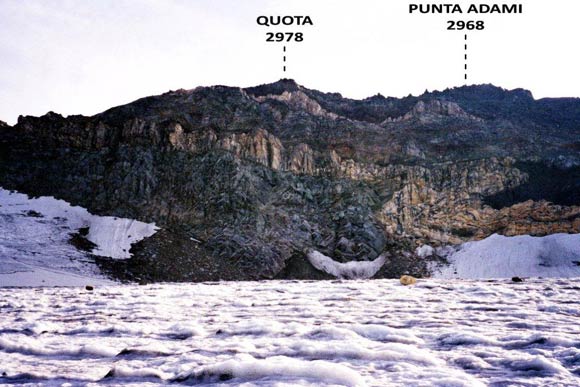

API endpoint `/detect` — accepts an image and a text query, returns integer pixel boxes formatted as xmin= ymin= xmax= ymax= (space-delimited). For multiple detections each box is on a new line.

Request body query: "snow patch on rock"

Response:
xmin=432 ymin=233 xmax=580 ymax=279
xmin=307 ymin=250 xmax=385 ymax=279
xmin=0 ymin=188 xmax=158 ymax=260
xmin=0 ymin=187 xmax=158 ymax=286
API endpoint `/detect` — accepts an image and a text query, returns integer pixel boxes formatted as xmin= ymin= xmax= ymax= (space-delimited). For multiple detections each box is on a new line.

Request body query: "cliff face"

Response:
xmin=1 ymin=80 xmax=579 ymax=282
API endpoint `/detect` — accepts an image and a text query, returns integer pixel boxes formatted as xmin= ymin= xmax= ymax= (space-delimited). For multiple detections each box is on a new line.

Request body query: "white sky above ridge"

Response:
xmin=1 ymin=0 xmax=579 ymax=124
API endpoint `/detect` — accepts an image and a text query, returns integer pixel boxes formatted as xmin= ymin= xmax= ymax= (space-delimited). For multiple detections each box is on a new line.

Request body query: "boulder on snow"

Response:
xmin=400 ymin=275 xmax=417 ymax=285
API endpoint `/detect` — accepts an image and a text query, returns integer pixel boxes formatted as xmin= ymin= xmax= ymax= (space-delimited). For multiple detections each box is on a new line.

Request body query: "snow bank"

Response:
xmin=349 ymin=324 xmax=425 ymax=345
xmin=507 ymin=355 xmax=570 ymax=375
xmin=180 ymin=355 xmax=366 ymax=387
xmin=432 ymin=233 xmax=580 ymax=279
xmin=105 ymin=365 xmax=168 ymax=380
xmin=438 ymin=332 xmax=499 ymax=347
xmin=0 ymin=336 xmax=119 ymax=358
xmin=307 ymin=251 xmax=385 ymax=279
xmin=162 ymin=322 xmax=206 ymax=339
xmin=0 ymin=188 xmax=158 ymax=259
xmin=0 ymin=264 xmax=113 ymax=287
xmin=288 ymin=339 xmax=443 ymax=366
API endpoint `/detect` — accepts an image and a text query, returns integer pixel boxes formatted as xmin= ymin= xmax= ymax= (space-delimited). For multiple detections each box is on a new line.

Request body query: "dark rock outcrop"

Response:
xmin=1 ymin=80 xmax=579 ymax=281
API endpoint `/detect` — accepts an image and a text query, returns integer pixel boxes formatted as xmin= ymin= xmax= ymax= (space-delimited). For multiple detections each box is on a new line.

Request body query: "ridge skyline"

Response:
xmin=6 ymin=79 xmax=580 ymax=125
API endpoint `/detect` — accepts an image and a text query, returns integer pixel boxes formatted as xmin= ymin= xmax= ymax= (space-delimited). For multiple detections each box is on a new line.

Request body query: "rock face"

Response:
xmin=384 ymin=99 xmax=482 ymax=123
xmin=1 ymin=79 xmax=579 ymax=282
xmin=378 ymin=158 xmax=580 ymax=245
xmin=254 ymin=90 xmax=338 ymax=119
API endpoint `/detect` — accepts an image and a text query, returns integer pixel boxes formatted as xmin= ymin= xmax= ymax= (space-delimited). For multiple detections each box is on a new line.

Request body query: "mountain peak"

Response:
xmin=364 ymin=93 xmax=387 ymax=102
xmin=433 ymin=84 xmax=534 ymax=101
xmin=245 ymin=78 xmax=301 ymax=97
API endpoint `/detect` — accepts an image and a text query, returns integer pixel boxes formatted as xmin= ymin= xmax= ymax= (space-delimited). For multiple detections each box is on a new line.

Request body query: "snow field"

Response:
xmin=429 ymin=233 xmax=580 ymax=279
xmin=0 ymin=188 xmax=158 ymax=286
xmin=1 ymin=278 xmax=579 ymax=386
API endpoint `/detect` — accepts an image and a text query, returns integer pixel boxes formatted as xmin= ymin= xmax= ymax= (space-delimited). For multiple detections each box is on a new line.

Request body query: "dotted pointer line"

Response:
xmin=464 ymin=34 xmax=467 ymax=82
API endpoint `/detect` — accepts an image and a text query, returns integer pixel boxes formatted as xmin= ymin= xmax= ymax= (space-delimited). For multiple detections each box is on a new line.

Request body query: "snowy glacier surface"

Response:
xmin=1 ymin=279 xmax=580 ymax=386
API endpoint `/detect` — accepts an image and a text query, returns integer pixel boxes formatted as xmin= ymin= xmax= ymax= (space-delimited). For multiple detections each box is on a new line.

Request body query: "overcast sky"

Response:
xmin=1 ymin=0 xmax=579 ymax=124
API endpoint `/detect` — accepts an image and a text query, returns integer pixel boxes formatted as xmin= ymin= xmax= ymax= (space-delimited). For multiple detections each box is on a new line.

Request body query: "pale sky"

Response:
xmin=1 ymin=0 xmax=579 ymax=124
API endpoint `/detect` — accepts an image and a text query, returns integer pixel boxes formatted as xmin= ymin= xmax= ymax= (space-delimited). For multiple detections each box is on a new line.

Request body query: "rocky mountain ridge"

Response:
xmin=1 ymin=80 xmax=579 ymax=282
